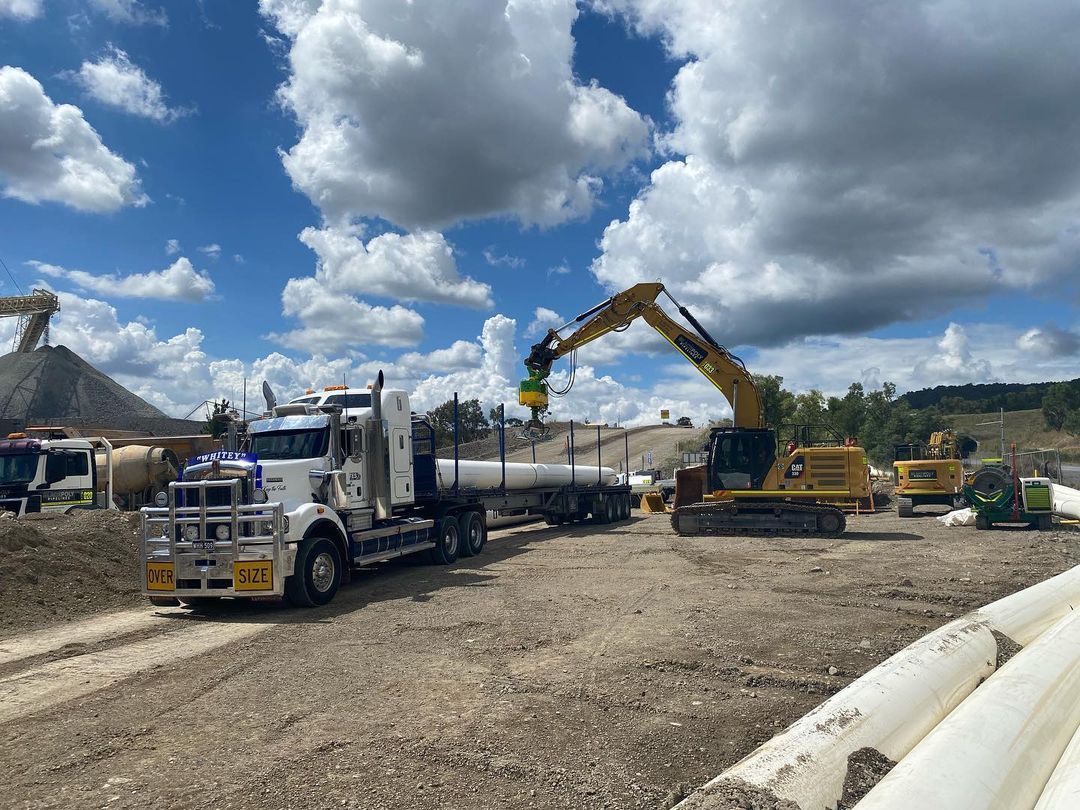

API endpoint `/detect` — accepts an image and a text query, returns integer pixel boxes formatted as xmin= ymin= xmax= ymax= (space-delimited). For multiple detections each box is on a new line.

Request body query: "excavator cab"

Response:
xmin=707 ymin=428 xmax=776 ymax=490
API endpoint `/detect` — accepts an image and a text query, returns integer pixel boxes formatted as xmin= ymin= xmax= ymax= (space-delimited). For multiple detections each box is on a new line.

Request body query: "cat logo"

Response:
xmin=673 ymin=334 xmax=708 ymax=365
xmin=784 ymin=455 xmax=806 ymax=479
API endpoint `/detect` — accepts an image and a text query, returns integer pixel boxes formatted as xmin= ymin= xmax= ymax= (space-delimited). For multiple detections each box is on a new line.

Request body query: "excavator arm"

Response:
xmin=520 ymin=282 xmax=763 ymax=428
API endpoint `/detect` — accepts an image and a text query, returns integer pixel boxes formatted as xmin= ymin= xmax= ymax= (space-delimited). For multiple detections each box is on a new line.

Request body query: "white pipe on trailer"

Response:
xmin=675 ymin=563 xmax=1080 ymax=810
xmin=856 ymin=608 xmax=1080 ymax=810
xmin=435 ymin=459 xmax=616 ymax=490
xmin=1035 ymin=723 xmax=1080 ymax=809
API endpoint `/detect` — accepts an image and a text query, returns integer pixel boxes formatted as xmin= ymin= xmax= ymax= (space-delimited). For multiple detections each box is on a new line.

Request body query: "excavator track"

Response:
xmin=670 ymin=499 xmax=847 ymax=538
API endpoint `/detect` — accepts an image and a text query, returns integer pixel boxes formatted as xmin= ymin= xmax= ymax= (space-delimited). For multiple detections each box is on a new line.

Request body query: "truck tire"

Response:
xmin=458 ymin=511 xmax=486 ymax=557
xmin=592 ymin=499 xmax=611 ymax=524
xmin=543 ymin=513 xmax=564 ymax=526
xmin=620 ymin=495 xmax=631 ymax=520
xmin=285 ymin=536 xmax=341 ymax=607
xmin=604 ymin=498 xmax=617 ymax=524
xmin=429 ymin=516 xmax=460 ymax=565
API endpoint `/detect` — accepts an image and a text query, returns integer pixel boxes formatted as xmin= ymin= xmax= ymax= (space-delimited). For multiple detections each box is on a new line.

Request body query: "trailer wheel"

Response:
xmin=604 ymin=498 xmax=618 ymax=524
xmin=458 ymin=511 xmax=486 ymax=557
xmin=429 ymin=516 xmax=460 ymax=564
xmin=285 ymin=536 xmax=341 ymax=607
xmin=593 ymin=499 xmax=611 ymax=525
xmin=620 ymin=495 xmax=631 ymax=520
xmin=543 ymin=513 xmax=563 ymax=526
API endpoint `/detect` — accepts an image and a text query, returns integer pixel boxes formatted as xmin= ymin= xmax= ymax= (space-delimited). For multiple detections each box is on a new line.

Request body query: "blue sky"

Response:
xmin=0 ymin=0 xmax=1077 ymax=425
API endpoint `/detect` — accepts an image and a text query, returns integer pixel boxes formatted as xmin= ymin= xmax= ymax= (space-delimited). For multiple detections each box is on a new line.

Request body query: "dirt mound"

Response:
xmin=0 ymin=344 xmax=201 ymax=435
xmin=0 ymin=509 xmax=143 ymax=634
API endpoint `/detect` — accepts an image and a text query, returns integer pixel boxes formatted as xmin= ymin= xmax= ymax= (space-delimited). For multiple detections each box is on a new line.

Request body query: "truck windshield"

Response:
xmin=0 ymin=453 xmax=39 ymax=485
xmin=250 ymin=429 xmax=329 ymax=460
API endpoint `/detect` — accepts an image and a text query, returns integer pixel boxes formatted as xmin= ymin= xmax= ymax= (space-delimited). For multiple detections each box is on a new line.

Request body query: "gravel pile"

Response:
xmin=0 ymin=344 xmax=201 ymax=435
xmin=0 ymin=509 xmax=143 ymax=634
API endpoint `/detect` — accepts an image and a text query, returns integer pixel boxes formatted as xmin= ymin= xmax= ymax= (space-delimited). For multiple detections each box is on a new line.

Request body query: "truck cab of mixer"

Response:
xmin=0 ymin=435 xmax=103 ymax=516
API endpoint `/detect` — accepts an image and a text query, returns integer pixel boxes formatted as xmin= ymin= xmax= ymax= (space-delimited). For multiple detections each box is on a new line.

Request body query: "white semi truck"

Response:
xmin=140 ymin=373 xmax=631 ymax=607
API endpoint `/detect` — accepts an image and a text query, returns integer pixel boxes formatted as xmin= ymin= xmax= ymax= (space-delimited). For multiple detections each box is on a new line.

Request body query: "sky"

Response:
xmin=0 ymin=0 xmax=1077 ymax=427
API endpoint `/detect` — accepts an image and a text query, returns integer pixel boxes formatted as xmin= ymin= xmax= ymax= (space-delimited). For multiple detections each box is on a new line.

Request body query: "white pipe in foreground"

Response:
xmin=675 ymin=563 xmax=1080 ymax=810
xmin=1052 ymin=482 xmax=1080 ymax=520
xmin=856 ymin=608 xmax=1080 ymax=810
xmin=975 ymin=563 xmax=1080 ymax=644
xmin=1035 ymin=723 xmax=1080 ymax=809
xmin=677 ymin=620 xmax=996 ymax=810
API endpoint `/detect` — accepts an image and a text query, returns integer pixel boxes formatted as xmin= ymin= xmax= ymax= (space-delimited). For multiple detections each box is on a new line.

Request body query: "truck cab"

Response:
xmin=0 ymin=435 xmax=102 ymax=516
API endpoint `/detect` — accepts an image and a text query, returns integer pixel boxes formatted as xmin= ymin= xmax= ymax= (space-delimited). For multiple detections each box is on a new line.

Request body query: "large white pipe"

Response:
xmin=857 ymin=608 xmax=1080 ymax=810
xmin=1052 ymin=481 xmax=1080 ymax=520
xmin=436 ymin=459 xmax=616 ymax=490
xmin=976 ymin=563 xmax=1080 ymax=644
xmin=1035 ymin=723 xmax=1080 ymax=809
xmin=677 ymin=619 xmax=997 ymax=810
xmin=676 ymin=563 xmax=1080 ymax=810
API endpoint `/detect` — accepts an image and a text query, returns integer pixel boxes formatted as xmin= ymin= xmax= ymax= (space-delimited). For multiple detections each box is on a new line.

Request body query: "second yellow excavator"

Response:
xmin=521 ymin=282 xmax=871 ymax=537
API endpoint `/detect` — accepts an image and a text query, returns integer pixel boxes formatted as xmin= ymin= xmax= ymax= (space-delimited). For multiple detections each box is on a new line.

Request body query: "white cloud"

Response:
xmin=30 ymin=257 xmax=215 ymax=302
xmin=0 ymin=0 xmax=41 ymax=20
xmin=590 ymin=0 xmax=1080 ymax=346
xmin=524 ymin=306 xmax=563 ymax=339
xmin=198 ymin=243 xmax=222 ymax=259
xmin=299 ymin=225 xmax=493 ymax=308
xmin=233 ymin=253 xmax=245 ymax=265
xmin=268 ymin=276 xmax=425 ymax=352
xmin=165 ymin=238 xmax=181 ymax=255
xmin=74 ymin=47 xmax=188 ymax=122
xmin=261 ymin=0 xmax=650 ymax=230
xmin=482 ymin=248 xmax=524 ymax=269
xmin=88 ymin=0 xmax=167 ymax=26
xmin=913 ymin=323 xmax=995 ymax=386
xmin=1017 ymin=324 xmax=1080 ymax=356
xmin=0 ymin=66 xmax=147 ymax=213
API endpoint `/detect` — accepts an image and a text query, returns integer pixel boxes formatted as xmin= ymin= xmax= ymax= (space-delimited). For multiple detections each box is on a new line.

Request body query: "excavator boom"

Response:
xmin=521 ymin=282 xmax=763 ymax=428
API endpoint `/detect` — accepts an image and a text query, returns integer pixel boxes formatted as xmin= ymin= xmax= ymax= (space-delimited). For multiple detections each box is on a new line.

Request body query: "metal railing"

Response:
xmin=140 ymin=478 xmax=285 ymax=595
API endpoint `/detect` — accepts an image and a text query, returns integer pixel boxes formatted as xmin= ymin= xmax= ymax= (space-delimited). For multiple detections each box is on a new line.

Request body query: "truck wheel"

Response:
xmin=621 ymin=495 xmax=632 ymax=520
xmin=458 ymin=511 xmax=486 ymax=557
xmin=429 ymin=516 xmax=460 ymax=564
xmin=285 ymin=536 xmax=341 ymax=607
xmin=604 ymin=498 xmax=617 ymax=524
xmin=543 ymin=513 xmax=564 ymax=526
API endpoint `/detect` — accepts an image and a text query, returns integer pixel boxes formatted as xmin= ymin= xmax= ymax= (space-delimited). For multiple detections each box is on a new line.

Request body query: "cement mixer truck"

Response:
xmin=139 ymin=373 xmax=631 ymax=607
xmin=0 ymin=433 xmax=179 ymax=516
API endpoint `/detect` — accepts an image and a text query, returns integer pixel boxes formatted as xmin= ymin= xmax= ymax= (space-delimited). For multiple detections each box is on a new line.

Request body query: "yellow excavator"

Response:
xmin=520 ymin=282 xmax=871 ymax=537
xmin=893 ymin=430 xmax=967 ymax=517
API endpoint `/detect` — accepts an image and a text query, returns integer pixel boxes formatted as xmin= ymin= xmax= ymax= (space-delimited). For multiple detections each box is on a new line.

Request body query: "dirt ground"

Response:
xmin=0 ymin=509 xmax=1077 ymax=810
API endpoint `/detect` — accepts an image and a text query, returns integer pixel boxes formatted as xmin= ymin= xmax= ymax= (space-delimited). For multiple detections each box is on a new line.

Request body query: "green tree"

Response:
xmin=755 ymin=374 xmax=796 ymax=428
xmin=429 ymin=398 xmax=490 ymax=448
xmin=827 ymin=382 xmax=867 ymax=439
xmin=1042 ymin=383 xmax=1077 ymax=431
xmin=792 ymin=389 xmax=827 ymax=425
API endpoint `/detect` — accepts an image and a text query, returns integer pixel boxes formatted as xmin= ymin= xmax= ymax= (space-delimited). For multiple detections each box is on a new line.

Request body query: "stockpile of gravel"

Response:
xmin=0 ymin=344 xmax=201 ymax=435
xmin=0 ymin=510 xmax=143 ymax=633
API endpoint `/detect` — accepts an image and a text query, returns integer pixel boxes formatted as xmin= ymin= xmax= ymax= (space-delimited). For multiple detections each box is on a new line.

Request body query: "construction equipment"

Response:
xmin=0 ymin=289 xmax=60 ymax=353
xmin=893 ymin=430 xmax=967 ymax=517
xmin=964 ymin=466 xmax=1054 ymax=530
xmin=520 ymin=282 xmax=871 ymax=537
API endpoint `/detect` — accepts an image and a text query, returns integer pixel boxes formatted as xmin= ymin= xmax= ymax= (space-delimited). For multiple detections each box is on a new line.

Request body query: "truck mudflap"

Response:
xmin=671 ymin=499 xmax=846 ymax=538
xmin=140 ymin=478 xmax=288 ymax=599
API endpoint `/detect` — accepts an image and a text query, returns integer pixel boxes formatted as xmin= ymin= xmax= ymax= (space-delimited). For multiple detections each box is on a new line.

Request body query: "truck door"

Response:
xmin=342 ymin=426 xmax=367 ymax=509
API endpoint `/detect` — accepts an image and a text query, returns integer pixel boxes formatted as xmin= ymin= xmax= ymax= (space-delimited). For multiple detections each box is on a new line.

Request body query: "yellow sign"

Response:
xmin=660 ymin=409 xmax=670 ymax=420
xmin=146 ymin=562 xmax=175 ymax=591
xmin=234 ymin=560 xmax=273 ymax=591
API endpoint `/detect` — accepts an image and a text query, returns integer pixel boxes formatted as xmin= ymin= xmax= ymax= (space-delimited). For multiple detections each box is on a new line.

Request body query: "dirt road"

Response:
xmin=1 ymin=512 xmax=1077 ymax=809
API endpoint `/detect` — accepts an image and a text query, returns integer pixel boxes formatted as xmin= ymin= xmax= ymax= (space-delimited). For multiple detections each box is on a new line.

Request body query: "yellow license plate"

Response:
xmin=146 ymin=562 xmax=175 ymax=591
xmin=234 ymin=560 xmax=273 ymax=591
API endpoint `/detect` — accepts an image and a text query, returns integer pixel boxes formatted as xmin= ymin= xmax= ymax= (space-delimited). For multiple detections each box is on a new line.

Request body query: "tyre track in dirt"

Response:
xmin=0 ymin=611 xmax=277 ymax=725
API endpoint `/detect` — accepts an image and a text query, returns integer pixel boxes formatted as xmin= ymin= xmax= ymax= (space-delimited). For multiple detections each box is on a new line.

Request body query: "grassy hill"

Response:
xmin=946 ymin=408 xmax=1079 ymax=461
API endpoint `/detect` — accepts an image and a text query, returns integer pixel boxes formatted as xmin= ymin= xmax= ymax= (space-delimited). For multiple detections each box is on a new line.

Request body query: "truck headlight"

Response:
xmin=253 ymin=488 xmax=268 ymax=504
xmin=183 ymin=525 xmax=199 ymax=541
xmin=215 ymin=524 xmax=231 ymax=541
